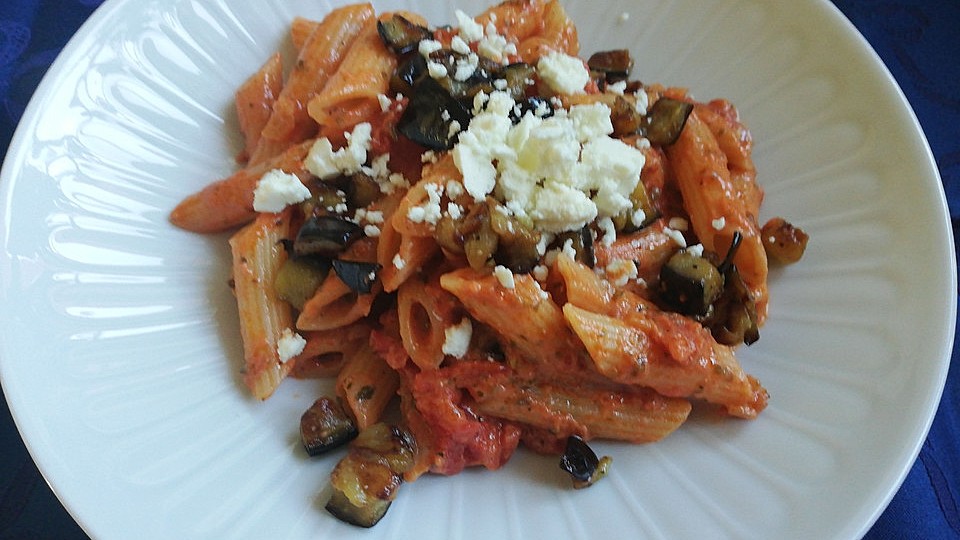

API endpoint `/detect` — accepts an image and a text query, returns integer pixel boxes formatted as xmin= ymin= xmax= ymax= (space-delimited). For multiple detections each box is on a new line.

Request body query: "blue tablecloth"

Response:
xmin=1 ymin=1 xmax=957 ymax=538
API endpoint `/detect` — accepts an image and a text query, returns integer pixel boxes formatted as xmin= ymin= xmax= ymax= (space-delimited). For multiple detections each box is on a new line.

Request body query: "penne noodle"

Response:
xmin=593 ymin=217 xmax=680 ymax=283
xmin=297 ymin=271 xmax=380 ymax=331
xmin=336 ymin=342 xmax=400 ymax=429
xmin=307 ymin=12 xmax=426 ymax=142
xmin=556 ymin=254 xmax=768 ymax=418
xmin=666 ymin=110 xmax=769 ymax=320
xmin=228 ymin=209 xmax=295 ymax=400
xmin=515 ymin=0 xmax=579 ymax=63
xmin=290 ymin=16 xmax=320 ymax=52
xmin=169 ymin=138 xmax=313 ymax=233
xmin=440 ymin=267 xmax=591 ymax=377
xmin=251 ymin=3 xmax=374 ymax=164
xmin=443 ymin=361 xmax=691 ymax=443
xmin=397 ymin=277 xmax=462 ymax=370
xmin=289 ymin=322 xmax=370 ymax=378
xmin=235 ymin=53 xmax=283 ymax=164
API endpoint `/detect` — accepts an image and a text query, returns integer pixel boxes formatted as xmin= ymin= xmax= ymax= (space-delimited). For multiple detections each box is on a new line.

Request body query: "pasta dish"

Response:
xmin=170 ymin=0 xmax=807 ymax=527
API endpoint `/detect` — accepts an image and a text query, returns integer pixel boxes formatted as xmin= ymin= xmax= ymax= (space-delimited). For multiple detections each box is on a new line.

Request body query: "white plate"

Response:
xmin=0 ymin=0 xmax=953 ymax=538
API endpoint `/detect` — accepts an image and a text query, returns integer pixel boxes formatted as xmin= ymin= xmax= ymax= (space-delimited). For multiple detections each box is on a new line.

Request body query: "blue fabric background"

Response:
xmin=0 ymin=0 xmax=957 ymax=538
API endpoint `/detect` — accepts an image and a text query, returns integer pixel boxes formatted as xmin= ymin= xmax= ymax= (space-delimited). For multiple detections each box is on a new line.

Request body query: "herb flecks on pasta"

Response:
xmin=171 ymin=0 xmax=807 ymax=528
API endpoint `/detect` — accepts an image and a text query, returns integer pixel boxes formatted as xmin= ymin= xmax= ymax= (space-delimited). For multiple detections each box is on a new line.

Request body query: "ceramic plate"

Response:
xmin=0 ymin=0 xmax=953 ymax=538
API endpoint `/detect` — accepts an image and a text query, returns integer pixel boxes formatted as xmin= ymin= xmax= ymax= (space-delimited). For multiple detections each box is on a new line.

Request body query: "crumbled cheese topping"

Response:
xmin=493 ymin=265 xmax=515 ymax=289
xmin=406 ymin=182 xmax=444 ymax=225
xmin=537 ymin=52 xmax=590 ymax=95
xmin=450 ymin=91 xmax=645 ymax=234
xmin=454 ymin=9 xmax=485 ymax=42
xmin=305 ymin=122 xmax=372 ymax=179
xmin=442 ymin=318 xmax=473 ymax=358
xmin=605 ymin=259 xmax=638 ymax=287
xmin=663 ymin=227 xmax=687 ymax=247
xmin=712 ymin=216 xmax=726 ymax=231
xmin=252 ymin=169 xmax=311 ymax=213
xmin=277 ymin=328 xmax=307 ymax=363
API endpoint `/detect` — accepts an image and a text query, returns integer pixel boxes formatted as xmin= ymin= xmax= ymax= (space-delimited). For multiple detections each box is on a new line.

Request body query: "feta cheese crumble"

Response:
xmin=450 ymin=91 xmax=646 ymax=234
xmin=277 ymin=328 xmax=307 ymax=363
xmin=493 ymin=265 xmax=515 ymax=289
xmin=304 ymin=122 xmax=372 ymax=179
xmin=442 ymin=318 xmax=473 ymax=358
xmin=537 ymin=52 xmax=590 ymax=95
xmin=252 ymin=169 xmax=311 ymax=213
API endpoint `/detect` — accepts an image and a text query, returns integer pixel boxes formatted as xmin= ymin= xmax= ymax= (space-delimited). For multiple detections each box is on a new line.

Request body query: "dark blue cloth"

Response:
xmin=0 ymin=1 xmax=957 ymax=538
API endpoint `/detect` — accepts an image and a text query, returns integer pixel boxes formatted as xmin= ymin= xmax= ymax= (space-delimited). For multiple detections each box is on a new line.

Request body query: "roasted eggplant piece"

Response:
xmin=301 ymin=397 xmax=358 ymax=456
xmin=274 ymin=257 xmax=330 ymax=310
xmin=294 ymin=215 xmax=363 ymax=258
xmin=559 ymin=435 xmax=612 ymax=489
xmin=499 ymin=63 xmax=537 ymax=100
xmin=644 ymin=97 xmax=694 ymax=146
xmin=377 ymin=14 xmax=432 ymax=54
xmin=332 ymin=260 xmax=381 ymax=294
xmin=587 ymin=49 xmax=634 ymax=83
xmin=659 ymin=250 xmax=724 ymax=317
xmin=326 ymin=423 xmax=417 ymax=528
xmin=510 ymin=96 xmax=554 ymax=124
xmin=300 ymin=184 xmax=347 ymax=217
xmin=390 ymin=54 xmax=428 ymax=95
xmin=705 ymin=232 xmax=761 ymax=346
xmin=397 ymin=76 xmax=472 ymax=150
xmin=488 ymin=201 xmax=542 ymax=273
xmin=761 ymin=217 xmax=808 ymax=264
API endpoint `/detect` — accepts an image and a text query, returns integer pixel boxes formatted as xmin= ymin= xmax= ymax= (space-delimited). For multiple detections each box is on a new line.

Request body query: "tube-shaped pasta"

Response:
xmin=593 ymin=218 xmax=680 ymax=283
xmin=336 ymin=343 xmax=400 ymax=429
xmin=515 ymin=0 xmax=579 ymax=63
xmin=169 ymin=138 xmax=313 ymax=233
xmin=297 ymin=271 xmax=379 ymax=331
xmin=289 ymin=322 xmax=370 ymax=378
xmin=397 ymin=277 xmax=462 ymax=370
xmin=442 ymin=361 xmax=690 ymax=443
xmin=307 ymin=12 xmax=426 ymax=142
xmin=235 ymin=53 xmax=283 ymax=164
xmin=439 ymin=268 xmax=589 ymax=376
xmin=392 ymin=154 xmax=462 ymax=238
xmin=251 ymin=3 xmax=374 ymax=164
xmin=556 ymin=254 xmax=768 ymax=418
xmin=228 ymin=209 xmax=295 ymax=400
xmin=666 ymin=110 xmax=769 ymax=320
xmin=290 ymin=17 xmax=320 ymax=52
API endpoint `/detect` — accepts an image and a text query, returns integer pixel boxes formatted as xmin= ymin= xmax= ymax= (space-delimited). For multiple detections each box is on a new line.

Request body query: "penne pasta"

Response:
xmin=228 ymin=209 xmax=295 ymax=400
xmin=235 ymin=53 xmax=283 ymax=164
xmin=251 ymin=3 xmax=374 ymax=164
xmin=169 ymin=138 xmax=313 ymax=233
xmin=290 ymin=16 xmax=320 ymax=52
xmin=666 ymin=110 xmax=769 ymax=319
xmin=439 ymin=268 xmax=590 ymax=376
xmin=397 ymin=276 xmax=462 ymax=370
xmin=336 ymin=342 xmax=400 ymax=429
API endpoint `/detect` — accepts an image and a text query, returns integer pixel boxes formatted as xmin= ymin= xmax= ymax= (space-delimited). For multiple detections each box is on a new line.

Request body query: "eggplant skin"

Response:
xmin=325 ymin=424 xmax=415 ymax=528
xmin=300 ymin=397 xmax=358 ymax=456
xmin=325 ymin=489 xmax=391 ymax=528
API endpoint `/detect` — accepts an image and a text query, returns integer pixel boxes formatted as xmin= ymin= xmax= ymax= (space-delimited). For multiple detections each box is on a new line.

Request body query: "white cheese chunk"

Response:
xmin=277 ymin=328 xmax=307 ymax=363
xmin=252 ymin=169 xmax=311 ymax=213
xmin=493 ymin=265 xmax=515 ymax=289
xmin=537 ymin=52 xmax=590 ymax=95
xmin=442 ymin=318 xmax=473 ymax=358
